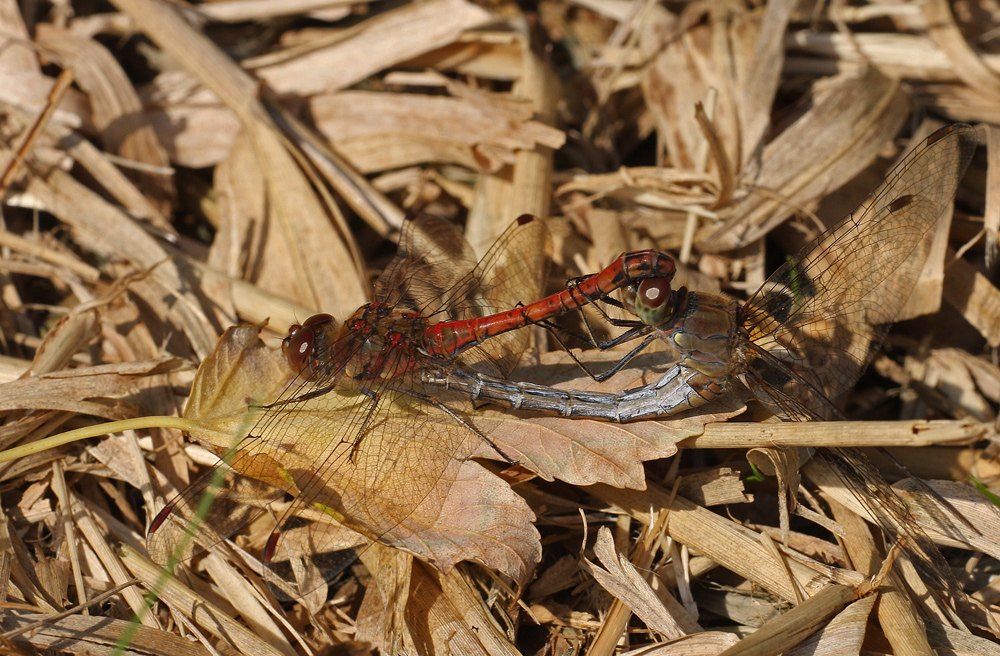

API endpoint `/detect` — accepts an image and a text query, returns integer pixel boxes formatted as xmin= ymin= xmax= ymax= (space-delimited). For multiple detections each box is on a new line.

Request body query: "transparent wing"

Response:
xmin=741 ymin=124 xmax=976 ymax=416
xmin=376 ymin=214 xmax=552 ymax=378
xmin=445 ymin=216 xmax=552 ymax=377
xmin=374 ymin=213 xmax=479 ymax=310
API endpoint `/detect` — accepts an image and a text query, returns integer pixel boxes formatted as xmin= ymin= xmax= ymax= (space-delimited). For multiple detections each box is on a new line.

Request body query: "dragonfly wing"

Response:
xmin=263 ymin=377 xmax=537 ymax=584
xmin=741 ymin=124 xmax=976 ymax=413
xmin=375 ymin=213 xmax=479 ymax=310
xmin=375 ymin=214 xmax=552 ymax=378
xmin=146 ymin=439 xmax=297 ymax=565
xmin=147 ymin=323 xmax=303 ymax=565
xmin=814 ymin=446 xmax=967 ymax=606
xmin=451 ymin=216 xmax=553 ymax=377
xmin=740 ymin=342 xmax=837 ymax=421
xmin=739 ymin=355 xmax=969 ymax=607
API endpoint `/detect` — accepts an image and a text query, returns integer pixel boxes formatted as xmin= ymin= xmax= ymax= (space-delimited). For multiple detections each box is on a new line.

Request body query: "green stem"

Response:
xmin=0 ymin=416 xmax=200 ymax=464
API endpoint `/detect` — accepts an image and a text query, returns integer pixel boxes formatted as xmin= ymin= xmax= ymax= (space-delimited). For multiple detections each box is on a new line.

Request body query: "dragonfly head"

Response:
xmin=622 ymin=277 xmax=677 ymax=327
xmin=284 ymin=313 xmax=336 ymax=377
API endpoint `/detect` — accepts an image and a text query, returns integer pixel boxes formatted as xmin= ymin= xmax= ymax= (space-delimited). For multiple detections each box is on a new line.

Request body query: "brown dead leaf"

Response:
xmin=252 ymin=0 xmax=492 ymax=96
xmin=154 ymin=322 xmax=541 ymax=588
xmin=310 ymin=90 xmax=565 ymax=174
xmin=0 ymin=358 xmax=184 ymax=420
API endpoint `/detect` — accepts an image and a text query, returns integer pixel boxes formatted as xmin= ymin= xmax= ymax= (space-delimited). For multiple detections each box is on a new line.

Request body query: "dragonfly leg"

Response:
xmin=533 ymin=276 xmax=678 ymax=382
xmin=259 ymin=381 xmax=340 ymax=409
xmin=541 ymin=320 xmax=654 ymax=381
xmin=346 ymin=387 xmax=381 ymax=463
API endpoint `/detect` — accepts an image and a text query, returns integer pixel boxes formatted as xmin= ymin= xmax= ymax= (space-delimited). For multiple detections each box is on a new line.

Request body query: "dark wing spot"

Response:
xmin=748 ymin=354 xmax=793 ymax=387
xmin=797 ymin=273 xmax=817 ymax=299
xmin=888 ymin=194 xmax=915 ymax=213
xmin=760 ymin=290 xmax=794 ymax=323
xmin=926 ymin=124 xmax=955 ymax=146
xmin=515 ymin=213 xmax=537 ymax=226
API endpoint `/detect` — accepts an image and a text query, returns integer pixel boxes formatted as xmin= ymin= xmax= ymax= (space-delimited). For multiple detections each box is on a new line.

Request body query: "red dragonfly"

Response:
xmin=147 ymin=213 xmax=569 ymax=591
xmin=432 ymin=124 xmax=978 ymax=600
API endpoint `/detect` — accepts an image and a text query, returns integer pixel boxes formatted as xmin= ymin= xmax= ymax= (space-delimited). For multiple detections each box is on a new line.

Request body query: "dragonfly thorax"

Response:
xmin=342 ymin=305 xmax=430 ymax=381
xmin=284 ymin=306 xmax=431 ymax=383
xmin=659 ymin=292 xmax=742 ymax=379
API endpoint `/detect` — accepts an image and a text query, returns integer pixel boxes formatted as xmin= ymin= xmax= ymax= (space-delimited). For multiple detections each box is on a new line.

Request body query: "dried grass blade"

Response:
xmin=197 ymin=0 xmax=360 ymax=23
xmin=687 ymin=419 xmax=990 ymax=449
xmin=274 ymin=109 xmax=406 ymax=236
xmin=61 ymin=129 xmax=173 ymax=229
xmin=826 ymin=496 xmax=933 ymax=656
xmin=0 ymin=69 xmax=73 ymax=195
xmin=27 ymin=308 xmax=101 ymax=375
xmin=2 ymin=612 xmax=212 ymax=656
xmin=509 ymin=44 xmax=560 ymax=221
xmin=925 ymin=622 xmax=1000 ymax=656
xmin=35 ymin=25 xmax=176 ymax=219
xmin=784 ymin=595 xmax=876 ymax=656
xmin=108 ymin=0 xmax=368 ymax=313
xmin=985 ymin=125 xmax=1000 ymax=272
xmin=252 ymin=0 xmax=492 ymax=96
xmin=119 ymin=543 xmax=288 ymax=656
xmin=943 ymin=250 xmax=1000 ymax=347
xmin=21 ymin=165 xmax=217 ymax=357
xmin=583 ymin=526 xmax=701 ymax=641
xmin=699 ymin=66 xmax=908 ymax=252
xmin=198 ymin=554 xmax=298 ymax=656
xmin=591 ymin=484 xmax=843 ymax=603
xmin=738 ymin=0 xmax=796 ymax=160
xmin=922 ymin=0 xmax=1000 ymax=102
xmin=73 ymin=496 xmax=160 ymax=628
xmin=717 ymin=583 xmax=858 ymax=656
xmin=432 ymin=564 xmax=525 ymax=656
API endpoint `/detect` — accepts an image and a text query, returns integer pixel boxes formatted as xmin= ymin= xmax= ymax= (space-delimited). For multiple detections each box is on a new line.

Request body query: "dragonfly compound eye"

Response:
xmin=632 ymin=277 xmax=674 ymax=326
xmin=284 ymin=313 xmax=335 ymax=374
xmin=637 ymin=278 xmax=671 ymax=307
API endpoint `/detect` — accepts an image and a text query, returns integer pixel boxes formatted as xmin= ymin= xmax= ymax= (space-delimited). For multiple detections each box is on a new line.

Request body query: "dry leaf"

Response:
xmin=151 ymin=321 xmax=540 ymax=587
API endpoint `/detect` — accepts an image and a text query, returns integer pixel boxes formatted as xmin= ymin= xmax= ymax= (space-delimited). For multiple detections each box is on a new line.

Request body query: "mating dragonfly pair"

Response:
xmin=149 ymin=124 xmax=976 ymax=602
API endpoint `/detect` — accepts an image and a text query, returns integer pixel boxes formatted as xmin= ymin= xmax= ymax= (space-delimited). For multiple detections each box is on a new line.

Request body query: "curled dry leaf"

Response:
xmin=582 ymin=526 xmax=701 ymax=640
xmin=0 ymin=357 xmax=184 ymax=424
xmin=309 ymin=90 xmax=566 ymax=174
xmin=252 ymin=0 xmax=493 ymax=96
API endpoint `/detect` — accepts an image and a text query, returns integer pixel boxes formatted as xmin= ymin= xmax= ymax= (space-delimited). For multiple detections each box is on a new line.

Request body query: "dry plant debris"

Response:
xmin=0 ymin=0 xmax=1000 ymax=655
